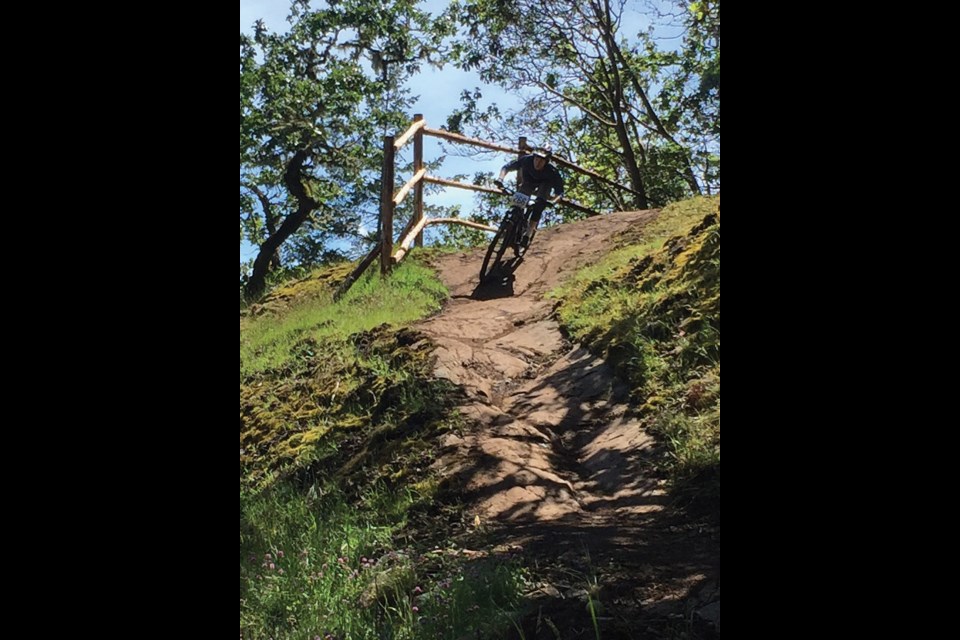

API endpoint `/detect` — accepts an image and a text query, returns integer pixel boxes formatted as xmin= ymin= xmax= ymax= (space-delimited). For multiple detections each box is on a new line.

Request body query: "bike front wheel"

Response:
xmin=479 ymin=218 xmax=517 ymax=283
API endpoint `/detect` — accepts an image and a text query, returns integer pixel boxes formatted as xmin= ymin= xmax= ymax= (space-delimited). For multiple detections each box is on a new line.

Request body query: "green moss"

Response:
xmin=240 ymin=252 xmax=457 ymax=492
xmin=240 ymin=324 xmax=460 ymax=491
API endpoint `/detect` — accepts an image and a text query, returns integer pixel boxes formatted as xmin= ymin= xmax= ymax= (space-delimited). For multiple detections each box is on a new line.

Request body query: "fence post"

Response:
xmin=413 ymin=114 xmax=424 ymax=248
xmin=381 ymin=134 xmax=395 ymax=275
xmin=517 ymin=136 xmax=526 ymax=189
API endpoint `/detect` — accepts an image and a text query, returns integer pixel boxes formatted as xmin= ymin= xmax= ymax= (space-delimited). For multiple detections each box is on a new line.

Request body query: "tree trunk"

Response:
xmin=607 ymin=33 xmax=702 ymax=196
xmin=244 ymin=150 xmax=315 ymax=299
xmin=591 ymin=0 xmax=701 ymax=200
xmin=590 ymin=0 xmax=648 ymax=209
xmin=249 ymin=183 xmax=283 ymax=271
xmin=613 ymin=116 xmax=648 ymax=209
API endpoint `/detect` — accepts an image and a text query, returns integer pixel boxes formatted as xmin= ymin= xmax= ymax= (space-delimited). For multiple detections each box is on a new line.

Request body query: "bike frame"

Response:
xmin=478 ymin=184 xmax=551 ymax=283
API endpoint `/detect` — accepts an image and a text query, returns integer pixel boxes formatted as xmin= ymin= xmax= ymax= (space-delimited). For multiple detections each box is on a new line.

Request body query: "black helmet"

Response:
xmin=532 ymin=144 xmax=553 ymax=159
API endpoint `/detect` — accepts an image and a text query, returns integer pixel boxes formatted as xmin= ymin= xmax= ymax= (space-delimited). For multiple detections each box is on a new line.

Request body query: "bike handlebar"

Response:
xmin=492 ymin=181 xmax=556 ymax=207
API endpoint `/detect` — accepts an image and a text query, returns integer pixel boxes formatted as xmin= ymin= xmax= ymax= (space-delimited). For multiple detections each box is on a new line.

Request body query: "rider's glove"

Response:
xmin=493 ymin=179 xmax=505 ymax=190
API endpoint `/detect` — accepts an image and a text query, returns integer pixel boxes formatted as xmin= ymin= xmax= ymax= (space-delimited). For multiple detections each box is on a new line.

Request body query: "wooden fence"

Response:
xmin=335 ymin=114 xmax=639 ymax=300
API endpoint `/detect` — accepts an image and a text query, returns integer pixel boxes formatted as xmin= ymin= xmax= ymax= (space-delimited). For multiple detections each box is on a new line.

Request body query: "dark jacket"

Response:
xmin=501 ymin=155 xmax=564 ymax=197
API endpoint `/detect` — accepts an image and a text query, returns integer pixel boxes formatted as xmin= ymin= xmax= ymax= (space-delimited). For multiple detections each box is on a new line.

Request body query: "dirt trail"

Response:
xmin=418 ymin=210 xmax=664 ymax=523
xmin=415 ymin=210 xmax=720 ymax=637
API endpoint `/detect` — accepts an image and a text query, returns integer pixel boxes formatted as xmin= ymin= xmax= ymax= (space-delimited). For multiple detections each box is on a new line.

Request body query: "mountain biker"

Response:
xmin=495 ymin=144 xmax=564 ymax=248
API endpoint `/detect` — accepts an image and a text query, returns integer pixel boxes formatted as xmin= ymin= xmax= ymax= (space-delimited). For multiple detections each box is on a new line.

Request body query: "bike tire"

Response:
xmin=479 ymin=217 xmax=517 ymax=282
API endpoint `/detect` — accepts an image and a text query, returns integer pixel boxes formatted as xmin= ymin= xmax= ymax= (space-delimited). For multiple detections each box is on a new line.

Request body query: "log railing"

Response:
xmin=337 ymin=114 xmax=639 ymax=297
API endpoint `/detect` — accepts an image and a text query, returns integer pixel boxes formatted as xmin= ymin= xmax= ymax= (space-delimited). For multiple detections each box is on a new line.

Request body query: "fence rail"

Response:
xmin=336 ymin=114 xmax=639 ymax=298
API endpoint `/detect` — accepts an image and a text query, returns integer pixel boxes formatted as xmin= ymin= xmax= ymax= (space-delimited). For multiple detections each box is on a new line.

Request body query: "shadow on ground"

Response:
xmin=433 ymin=350 xmax=720 ymax=639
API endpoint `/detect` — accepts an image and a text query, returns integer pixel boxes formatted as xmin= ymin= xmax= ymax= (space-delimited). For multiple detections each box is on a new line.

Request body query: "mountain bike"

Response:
xmin=479 ymin=182 xmax=551 ymax=283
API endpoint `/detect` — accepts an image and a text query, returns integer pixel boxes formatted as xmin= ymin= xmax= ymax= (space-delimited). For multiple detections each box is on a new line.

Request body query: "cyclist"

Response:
xmin=494 ymin=144 xmax=564 ymax=248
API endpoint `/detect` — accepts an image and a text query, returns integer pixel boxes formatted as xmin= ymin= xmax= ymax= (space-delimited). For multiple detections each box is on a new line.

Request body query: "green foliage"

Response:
xmin=444 ymin=0 xmax=720 ymax=212
xmin=552 ymin=196 xmax=720 ymax=511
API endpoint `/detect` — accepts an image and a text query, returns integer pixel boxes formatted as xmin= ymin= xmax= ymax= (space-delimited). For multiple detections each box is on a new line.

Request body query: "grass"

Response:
xmin=240 ymin=259 xmax=456 ymax=489
xmin=240 ymin=482 xmax=526 ymax=640
xmin=239 ymin=482 xmax=410 ymax=639
xmin=241 ymin=260 xmax=448 ymax=377
xmin=239 ymin=258 xmax=452 ymax=485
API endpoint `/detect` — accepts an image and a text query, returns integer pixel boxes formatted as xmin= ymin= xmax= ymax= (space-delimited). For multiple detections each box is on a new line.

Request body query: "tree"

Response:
xmin=654 ymin=0 xmax=720 ymax=191
xmin=445 ymin=0 xmax=719 ymax=211
xmin=240 ymin=0 xmax=451 ymax=299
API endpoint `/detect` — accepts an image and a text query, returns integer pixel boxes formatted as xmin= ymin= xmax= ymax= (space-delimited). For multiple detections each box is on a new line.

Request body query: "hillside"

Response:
xmin=240 ymin=196 xmax=720 ymax=639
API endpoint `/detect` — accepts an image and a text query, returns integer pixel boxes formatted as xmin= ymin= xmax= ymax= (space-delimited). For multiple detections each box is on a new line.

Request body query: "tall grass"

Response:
xmin=240 ymin=482 xmax=526 ymax=640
